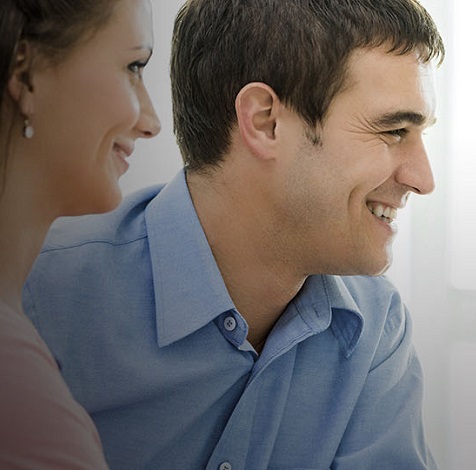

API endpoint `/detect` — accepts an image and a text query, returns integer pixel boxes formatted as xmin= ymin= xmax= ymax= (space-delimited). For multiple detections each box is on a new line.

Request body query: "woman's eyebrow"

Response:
xmin=130 ymin=45 xmax=153 ymax=54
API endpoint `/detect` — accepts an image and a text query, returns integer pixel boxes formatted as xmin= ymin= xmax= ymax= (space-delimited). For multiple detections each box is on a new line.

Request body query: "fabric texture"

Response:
xmin=0 ymin=300 xmax=108 ymax=469
xmin=24 ymin=170 xmax=436 ymax=470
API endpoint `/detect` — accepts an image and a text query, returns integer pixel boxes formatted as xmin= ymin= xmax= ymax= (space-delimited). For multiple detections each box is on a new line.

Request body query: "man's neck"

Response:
xmin=186 ymin=169 xmax=306 ymax=351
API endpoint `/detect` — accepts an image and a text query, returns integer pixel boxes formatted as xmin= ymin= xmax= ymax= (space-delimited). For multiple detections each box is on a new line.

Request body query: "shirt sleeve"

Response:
xmin=0 ymin=305 xmax=109 ymax=469
xmin=331 ymin=300 xmax=437 ymax=469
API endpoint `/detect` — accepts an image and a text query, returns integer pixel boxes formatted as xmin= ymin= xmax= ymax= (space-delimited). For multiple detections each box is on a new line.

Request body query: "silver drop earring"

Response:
xmin=22 ymin=118 xmax=34 ymax=139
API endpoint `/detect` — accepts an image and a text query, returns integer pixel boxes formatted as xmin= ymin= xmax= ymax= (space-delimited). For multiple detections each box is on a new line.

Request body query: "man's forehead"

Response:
xmin=346 ymin=46 xmax=433 ymax=80
xmin=340 ymin=46 xmax=437 ymax=119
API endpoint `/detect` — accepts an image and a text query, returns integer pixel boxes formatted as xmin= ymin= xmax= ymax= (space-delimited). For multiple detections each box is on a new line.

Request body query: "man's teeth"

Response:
xmin=367 ymin=203 xmax=398 ymax=221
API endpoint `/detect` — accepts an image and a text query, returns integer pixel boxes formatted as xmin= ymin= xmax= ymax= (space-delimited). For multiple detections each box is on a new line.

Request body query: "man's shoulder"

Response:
xmin=321 ymin=274 xmax=402 ymax=312
xmin=339 ymin=274 xmax=406 ymax=322
xmin=338 ymin=274 xmax=401 ymax=303
xmin=42 ymin=184 xmax=166 ymax=253
xmin=325 ymin=274 xmax=407 ymax=337
xmin=334 ymin=275 xmax=410 ymax=364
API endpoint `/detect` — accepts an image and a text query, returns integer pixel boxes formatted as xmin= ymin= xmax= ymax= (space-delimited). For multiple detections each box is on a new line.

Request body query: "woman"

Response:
xmin=0 ymin=0 xmax=160 ymax=467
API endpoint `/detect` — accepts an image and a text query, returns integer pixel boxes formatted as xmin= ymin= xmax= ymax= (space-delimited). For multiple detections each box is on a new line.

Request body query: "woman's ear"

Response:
xmin=7 ymin=41 xmax=35 ymax=117
xmin=235 ymin=82 xmax=281 ymax=160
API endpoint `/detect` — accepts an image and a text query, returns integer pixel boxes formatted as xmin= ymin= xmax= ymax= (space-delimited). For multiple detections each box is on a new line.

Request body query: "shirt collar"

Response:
xmin=145 ymin=170 xmax=235 ymax=347
xmin=146 ymin=170 xmax=364 ymax=355
xmin=293 ymin=275 xmax=364 ymax=358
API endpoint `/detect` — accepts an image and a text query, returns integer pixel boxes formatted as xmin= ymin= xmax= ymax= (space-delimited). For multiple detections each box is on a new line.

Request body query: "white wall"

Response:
xmin=125 ymin=2 xmax=466 ymax=469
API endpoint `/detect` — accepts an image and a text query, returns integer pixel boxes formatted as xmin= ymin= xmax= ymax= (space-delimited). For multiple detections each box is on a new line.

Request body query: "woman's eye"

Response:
xmin=128 ymin=61 xmax=147 ymax=76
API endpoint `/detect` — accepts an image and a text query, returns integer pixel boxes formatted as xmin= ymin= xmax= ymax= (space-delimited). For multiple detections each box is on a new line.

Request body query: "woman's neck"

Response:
xmin=0 ymin=177 xmax=52 ymax=312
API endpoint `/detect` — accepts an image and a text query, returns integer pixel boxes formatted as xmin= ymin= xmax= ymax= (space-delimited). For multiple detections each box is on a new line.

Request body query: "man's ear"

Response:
xmin=235 ymin=82 xmax=281 ymax=160
xmin=7 ymin=41 xmax=35 ymax=117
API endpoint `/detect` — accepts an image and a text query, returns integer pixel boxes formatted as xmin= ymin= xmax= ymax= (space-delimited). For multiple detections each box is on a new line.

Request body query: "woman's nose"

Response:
xmin=136 ymin=87 xmax=161 ymax=138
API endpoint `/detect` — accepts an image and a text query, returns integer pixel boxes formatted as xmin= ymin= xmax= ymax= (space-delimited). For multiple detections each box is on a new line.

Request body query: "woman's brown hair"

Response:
xmin=0 ymin=0 xmax=117 ymax=189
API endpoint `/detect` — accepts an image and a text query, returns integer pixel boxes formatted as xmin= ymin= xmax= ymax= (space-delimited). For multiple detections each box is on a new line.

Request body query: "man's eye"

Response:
xmin=385 ymin=128 xmax=408 ymax=138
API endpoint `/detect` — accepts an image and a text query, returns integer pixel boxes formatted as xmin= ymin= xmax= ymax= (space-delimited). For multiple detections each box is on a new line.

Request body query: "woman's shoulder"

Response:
xmin=0 ymin=303 xmax=108 ymax=469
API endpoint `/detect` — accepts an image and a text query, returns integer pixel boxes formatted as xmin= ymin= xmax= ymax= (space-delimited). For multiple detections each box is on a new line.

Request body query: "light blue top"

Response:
xmin=24 ymin=170 xmax=436 ymax=470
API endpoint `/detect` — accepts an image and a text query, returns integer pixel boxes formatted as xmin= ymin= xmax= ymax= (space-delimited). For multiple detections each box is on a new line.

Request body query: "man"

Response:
xmin=24 ymin=0 xmax=445 ymax=468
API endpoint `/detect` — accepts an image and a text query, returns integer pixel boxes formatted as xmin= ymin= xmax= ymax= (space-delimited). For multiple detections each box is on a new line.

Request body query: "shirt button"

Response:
xmin=219 ymin=463 xmax=232 ymax=470
xmin=224 ymin=316 xmax=237 ymax=332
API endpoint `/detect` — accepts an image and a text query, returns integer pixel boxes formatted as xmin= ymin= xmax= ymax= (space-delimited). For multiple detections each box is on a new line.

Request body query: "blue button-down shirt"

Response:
xmin=24 ymin=170 xmax=436 ymax=469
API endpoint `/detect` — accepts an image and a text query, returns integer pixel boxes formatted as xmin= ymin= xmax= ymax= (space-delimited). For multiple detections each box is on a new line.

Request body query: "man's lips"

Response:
xmin=366 ymin=201 xmax=398 ymax=223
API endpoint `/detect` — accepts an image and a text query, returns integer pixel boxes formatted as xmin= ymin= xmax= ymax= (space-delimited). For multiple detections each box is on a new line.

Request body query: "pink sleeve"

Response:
xmin=0 ymin=304 xmax=109 ymax=469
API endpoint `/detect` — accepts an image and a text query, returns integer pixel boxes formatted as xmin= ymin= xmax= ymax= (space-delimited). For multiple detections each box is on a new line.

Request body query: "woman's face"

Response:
xmin=25 ymin=0 xmax=160 ymax=216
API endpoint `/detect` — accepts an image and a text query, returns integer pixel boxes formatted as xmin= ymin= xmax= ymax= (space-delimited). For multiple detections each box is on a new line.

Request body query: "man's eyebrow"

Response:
xmin=371 ymin=111 xmax=436 ymax=128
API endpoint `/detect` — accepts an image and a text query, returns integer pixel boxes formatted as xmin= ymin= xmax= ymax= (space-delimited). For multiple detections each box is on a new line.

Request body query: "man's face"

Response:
xmin=275 ymin=46 xmax=437 ymax=276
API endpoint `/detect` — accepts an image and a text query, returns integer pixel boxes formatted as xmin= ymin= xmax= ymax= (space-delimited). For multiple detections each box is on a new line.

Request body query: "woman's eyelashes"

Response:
xmin=127 ymin=52 xmax=152 ymax=79
xmin=128 ymin=60 xmax=147 ymax=77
